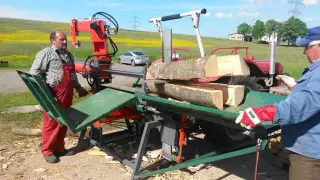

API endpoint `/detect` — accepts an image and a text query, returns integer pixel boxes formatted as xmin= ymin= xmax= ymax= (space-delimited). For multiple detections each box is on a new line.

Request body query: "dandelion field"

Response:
xmin=0 ymin=18 xmax=309 ymax=79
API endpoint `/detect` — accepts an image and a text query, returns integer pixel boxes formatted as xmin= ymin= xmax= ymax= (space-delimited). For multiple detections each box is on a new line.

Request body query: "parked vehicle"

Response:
xmin=117 ymin=51 xmax=150 ymax=66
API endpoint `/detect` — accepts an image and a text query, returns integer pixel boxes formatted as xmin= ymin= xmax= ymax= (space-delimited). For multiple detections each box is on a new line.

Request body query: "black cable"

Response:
xmin=83 ymin=55 xmax=95 ymax=87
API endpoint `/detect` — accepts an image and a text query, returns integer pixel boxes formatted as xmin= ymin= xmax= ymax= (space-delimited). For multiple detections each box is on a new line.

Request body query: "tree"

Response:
xmin=282 ymin=16 xmax=308 ymax=45
xmin=276 ymin=22 xmax=286 ymax=43
xmin=237 ymin=23 xmax=252 ymax=41
xmin=265 ymin=19 xmax=279 ymax=39
xmin=251 ymin=20 xmax=266 ymax=42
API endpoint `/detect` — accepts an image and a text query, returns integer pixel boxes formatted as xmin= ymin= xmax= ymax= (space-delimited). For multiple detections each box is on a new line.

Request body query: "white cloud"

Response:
xmin=304 ymin=17 xmax=314 ymax=22
xmin=239 ymin=5 xmax=251 ymax=10
xmin=0 ymin=5 xmax=68 ymax=22
xmin=103 ymin=3 xmax=122 ymax=7
xmin=303 ymin=0 xmax=318 ymax=6
xmin=237 ymin=11 xmax=260 ymax=18
xmin=215 ymin=12 xmax=233 ymax=18
xmin=246 ymin=0 xmax=272 ymax=3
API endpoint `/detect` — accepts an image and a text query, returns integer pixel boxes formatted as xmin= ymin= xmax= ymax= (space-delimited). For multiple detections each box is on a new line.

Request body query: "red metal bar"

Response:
xmin=172 ymin=48 xmax=192 ymax=59
xmin=177 ymin=114 xmax=187 ymax=163
xmin=211 ymin=46 xmax=249 ymax=57
xmin=97 ymin=108 xmax=141 ymax=124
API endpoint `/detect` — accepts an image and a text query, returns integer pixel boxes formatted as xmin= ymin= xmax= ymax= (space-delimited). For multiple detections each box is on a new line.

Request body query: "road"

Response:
xmin=0 ymin=64 xmax=144 ymax=94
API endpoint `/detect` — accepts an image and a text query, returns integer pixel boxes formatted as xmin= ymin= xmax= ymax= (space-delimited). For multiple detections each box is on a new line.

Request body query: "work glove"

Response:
xmin=276 ymin=75 xmax=296 ymax=90
xmin=235 ymin=105 xmax=276 ymax=130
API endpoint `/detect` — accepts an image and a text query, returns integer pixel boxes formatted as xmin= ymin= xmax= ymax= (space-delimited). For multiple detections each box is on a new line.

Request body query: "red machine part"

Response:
xmin=92 ymin=107 xmax=141 ymax=128
xmin=177 ymin=114 xmax=187 ymax=163
xmin=70 ymin=16 xmax=140 ymax=125
xmin=70 ymin=18 xmax=112 ymax=92
xmin=70 ymin=19 xmax=110 ymax=57
xmin=210 ymin=46 xmax=283 ymax=77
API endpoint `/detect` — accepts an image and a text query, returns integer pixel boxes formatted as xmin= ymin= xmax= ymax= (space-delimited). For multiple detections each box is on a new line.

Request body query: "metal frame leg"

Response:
xmin=130 ymin=120 xmax=163 ymax=180
xmin=90 ymin=125 xmax=103 ymax=146
xmin=75 ymin=129 xmax=90 ymax=152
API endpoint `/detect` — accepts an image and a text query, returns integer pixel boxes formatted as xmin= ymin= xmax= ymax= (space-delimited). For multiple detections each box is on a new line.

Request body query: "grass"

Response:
xmin=0 ymin=90 xmax=90 ymax=130
xmin=0 ymin=17 xmax=309 ymax=79
xmin=0 ymin=92 xmax=38 ymax=112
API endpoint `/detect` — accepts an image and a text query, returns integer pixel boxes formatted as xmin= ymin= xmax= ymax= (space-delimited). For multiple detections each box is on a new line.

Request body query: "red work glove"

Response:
xmin=235 ymin=105 xmax=276 ymax=130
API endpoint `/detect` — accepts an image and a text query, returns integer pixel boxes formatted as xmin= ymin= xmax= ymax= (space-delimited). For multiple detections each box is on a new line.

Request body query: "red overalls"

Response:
xmin=42 ymin=61 xmax=76 ymax=156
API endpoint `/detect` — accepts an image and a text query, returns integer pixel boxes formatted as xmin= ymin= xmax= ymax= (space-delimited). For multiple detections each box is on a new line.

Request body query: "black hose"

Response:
xmin=83 ymin=55 xmax=95 ymax=87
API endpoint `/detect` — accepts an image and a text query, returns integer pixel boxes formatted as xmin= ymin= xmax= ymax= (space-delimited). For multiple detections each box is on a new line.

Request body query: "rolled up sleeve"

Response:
xmin=274 ymin=77 xmax=320 ymax=126
xmin=30 ymin=50 xmax=48 ymax=76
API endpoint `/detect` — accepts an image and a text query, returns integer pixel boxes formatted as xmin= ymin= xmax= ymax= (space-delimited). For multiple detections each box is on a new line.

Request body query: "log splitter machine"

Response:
xmin=17 ymin=8 xmax=289 ymax=180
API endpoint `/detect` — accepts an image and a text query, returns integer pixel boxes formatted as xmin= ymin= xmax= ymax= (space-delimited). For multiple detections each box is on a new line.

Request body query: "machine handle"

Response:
xmin=151 ymin=8 xmax=207 ymax=22
xmin=161 ymin=14 xmax=181 ymax=21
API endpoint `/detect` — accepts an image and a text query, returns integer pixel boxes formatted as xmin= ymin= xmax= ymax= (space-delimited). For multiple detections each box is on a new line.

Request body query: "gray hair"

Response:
xmin=50 ymin=31 xmax=56 ymax=43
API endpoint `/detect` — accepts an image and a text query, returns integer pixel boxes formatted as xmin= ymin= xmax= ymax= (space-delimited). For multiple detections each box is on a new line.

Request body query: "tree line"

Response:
xmin=237 ymin=16 xmax=308 ymax=45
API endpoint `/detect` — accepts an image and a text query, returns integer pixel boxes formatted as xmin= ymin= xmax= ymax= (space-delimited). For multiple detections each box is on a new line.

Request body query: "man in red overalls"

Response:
xmin=30 ymin=30 xmax=89 ymax=163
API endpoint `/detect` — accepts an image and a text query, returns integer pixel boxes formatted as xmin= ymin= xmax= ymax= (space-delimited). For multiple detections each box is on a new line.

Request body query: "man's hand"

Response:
xmin=235 ymin=105 xmax=276 ymax=130
xmin=76 ymin=87 xmax=89 ymax=97
xmin=276 ymin=75 xmax=296 ymax=90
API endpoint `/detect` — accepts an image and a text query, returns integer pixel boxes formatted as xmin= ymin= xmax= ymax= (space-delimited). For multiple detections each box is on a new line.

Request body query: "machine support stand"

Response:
xmin=90 ymin=125 xmax=104 ymax=146
xmin=130 ymin=120 xmax=163 ymax=180
xmin=125 ymin=118 xmax=135 ymax=135
xmin=75 ymin=129 xmax=90 ymax=152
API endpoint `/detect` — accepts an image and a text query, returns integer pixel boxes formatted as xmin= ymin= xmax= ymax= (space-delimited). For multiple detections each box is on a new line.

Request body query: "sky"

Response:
xmin=0 ymin=0 xmax=319 ymax=38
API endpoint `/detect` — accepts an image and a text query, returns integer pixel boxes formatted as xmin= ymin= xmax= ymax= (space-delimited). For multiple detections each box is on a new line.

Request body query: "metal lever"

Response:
xmin=149 ymin=8 xmax=207 ymax=57
xmin=265 ymin=32 xmax=278 ymax=87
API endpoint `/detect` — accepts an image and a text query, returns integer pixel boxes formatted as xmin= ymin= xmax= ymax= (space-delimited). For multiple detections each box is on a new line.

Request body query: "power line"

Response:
xmin=129 ymin=13 xmax=140 ymax=30
xmin=288 ymin=0 xmax=304 ymax=17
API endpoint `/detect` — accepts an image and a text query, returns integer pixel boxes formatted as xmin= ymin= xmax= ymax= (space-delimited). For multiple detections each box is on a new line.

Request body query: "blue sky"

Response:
xmin=0 ymin=0 xmax=319 ymax=38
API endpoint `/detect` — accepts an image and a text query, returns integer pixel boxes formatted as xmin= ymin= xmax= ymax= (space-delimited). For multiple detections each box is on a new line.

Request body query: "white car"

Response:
xmin=117 ymin=51 xmax=150 ymax=66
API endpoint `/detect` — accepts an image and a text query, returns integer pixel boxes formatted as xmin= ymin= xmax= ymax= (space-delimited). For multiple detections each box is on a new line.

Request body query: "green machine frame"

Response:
xmin=17 ymin=69 xmax=287 ymax=180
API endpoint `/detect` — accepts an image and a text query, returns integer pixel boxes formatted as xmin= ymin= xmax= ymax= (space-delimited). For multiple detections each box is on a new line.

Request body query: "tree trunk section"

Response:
xmin=187 ymin=82 xmax=245 ymax=107
xmin=147 ymin=54 xmax=250 ymax=80
xmin=147 ymin=82 xmax=224 ymax=110
xmin=12 ymin=128 xmax=42 ymax=136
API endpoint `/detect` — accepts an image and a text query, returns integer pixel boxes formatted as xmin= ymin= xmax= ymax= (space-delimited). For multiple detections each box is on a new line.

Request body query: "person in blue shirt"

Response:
xmin=235 ymin=26 xmax=320 ymax=180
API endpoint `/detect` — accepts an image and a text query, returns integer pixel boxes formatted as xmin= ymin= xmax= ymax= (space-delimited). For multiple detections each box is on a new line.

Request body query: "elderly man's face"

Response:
xmin=304 ymin=44 xmax=320 ymax=63
xmin=53 ymin=31 xmax=67 ymax=50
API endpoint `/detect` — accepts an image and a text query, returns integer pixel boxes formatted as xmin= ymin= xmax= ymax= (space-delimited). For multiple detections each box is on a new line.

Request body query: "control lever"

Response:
xmin=149 ymin=8 xmax=207 ymax=57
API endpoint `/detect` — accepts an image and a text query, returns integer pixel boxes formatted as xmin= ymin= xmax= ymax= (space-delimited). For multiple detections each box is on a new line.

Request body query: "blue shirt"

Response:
xmin=274 ymin=60 xmax=320 ymax=159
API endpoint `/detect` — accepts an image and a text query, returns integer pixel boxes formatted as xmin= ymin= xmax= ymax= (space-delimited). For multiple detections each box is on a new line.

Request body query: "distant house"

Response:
xmin=228 ymin=33 xmax=244 ymax=41
xmin=228 ymin=33 xmax=252 ymax=42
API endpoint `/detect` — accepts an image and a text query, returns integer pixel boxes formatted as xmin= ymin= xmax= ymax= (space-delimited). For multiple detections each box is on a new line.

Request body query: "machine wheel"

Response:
xmin=198 ymin=76 xmax=263 ymax=146
xmin=118 ymin=58 xmax=122 ymax=64
xmin=131 ymin=60 xmax=136 ymax=66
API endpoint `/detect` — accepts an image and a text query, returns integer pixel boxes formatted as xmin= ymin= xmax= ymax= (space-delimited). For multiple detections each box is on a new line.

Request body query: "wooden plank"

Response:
xmin=214 ymin=55 xmax=250 ymax=76
xmin=11 ymin=128 xmax=42 ymax=136
xmin=187 ymin=82 xmax=245 ymax=107
xmin=146 ymin=54 xmax=250 ymax=80
xmin=147 ymin=82 xmax=224 ymax=110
